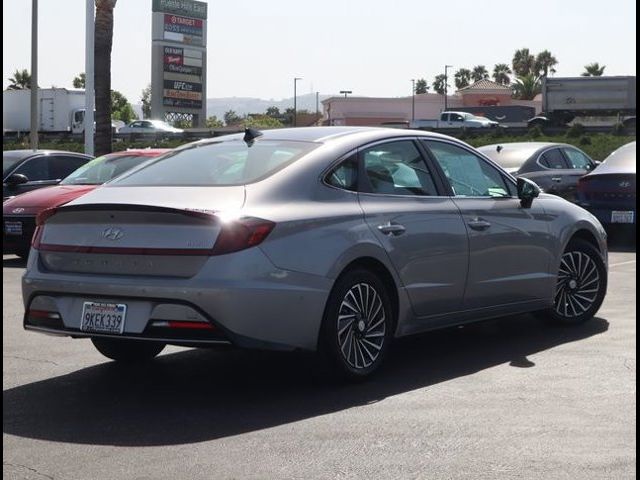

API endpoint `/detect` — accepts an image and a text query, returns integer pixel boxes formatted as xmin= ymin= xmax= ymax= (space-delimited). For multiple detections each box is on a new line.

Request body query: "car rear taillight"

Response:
xmin=211 ymin=217 xmax=275 ymax=255
xmin=32 ymin=207 xmax=59 ymax=249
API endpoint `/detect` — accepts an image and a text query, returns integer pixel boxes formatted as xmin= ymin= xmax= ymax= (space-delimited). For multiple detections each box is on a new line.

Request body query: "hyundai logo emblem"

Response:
xmin=619 ymin=181 xmax=631 ymax=188
xmin=102 ymin=227 xmax=124 ymax=241
xmin=12 ymin=207 xmax=25 ymax=214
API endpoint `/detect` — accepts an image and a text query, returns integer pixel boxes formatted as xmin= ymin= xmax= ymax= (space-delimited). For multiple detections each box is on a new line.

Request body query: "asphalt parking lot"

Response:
xmin=3 ymin=238 xmax=636 ymax=480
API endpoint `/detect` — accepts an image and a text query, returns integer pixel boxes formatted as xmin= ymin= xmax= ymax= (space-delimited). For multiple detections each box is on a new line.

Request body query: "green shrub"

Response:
xmin=611 ymin=122 xmax=626 ymax=136
xmin=528 ymin=125 xmax=543 ymax=138
xmin=566 ymin=123 xmax=585 ymax=138
xmin=579 ymin=135 xmax=592 ymax=145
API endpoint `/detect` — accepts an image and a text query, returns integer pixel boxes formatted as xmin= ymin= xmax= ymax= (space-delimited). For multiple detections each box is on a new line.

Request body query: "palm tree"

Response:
xmin=94 ymin=0 xmax=117 ymax=156
xmin=492 ymin=64 xmax=512 ymax=85
xmin=471 ymin=65 xmax=489 ymax=82
xmin=512 ymin=48 xmax=536 ymax=77
xmin=582 ymin=63 xmax=606 ymax=76
xmin=512 ymin=74 xmax=542 ymax=100
xmin=535 ymin=50 xmax=558 ymax=77
xmin=454 ymin=68 xmax=472 ymax=90
xmin=432 ymin=74 xmax=447 ymax=95
xmin=72 ymin=73 xmax=86 ymax=88
xmin=415 ymin=78 xmax=429 ymax=94
xmin=7 ymin=69 xmax=32 ymax=89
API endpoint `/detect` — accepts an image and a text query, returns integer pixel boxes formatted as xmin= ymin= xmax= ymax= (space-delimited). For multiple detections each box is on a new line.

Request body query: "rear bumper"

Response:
xmin=578 ymin=205 xmax=636 ymax=226
xmin=22 ymin=247 xmax=333 ymax=351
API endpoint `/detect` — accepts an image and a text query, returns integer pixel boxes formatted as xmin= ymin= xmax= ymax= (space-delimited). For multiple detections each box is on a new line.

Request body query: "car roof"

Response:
xmin=3 ymin=149 xmax=92 ymax=159
xmin=590 ymin=141 xmax=636 ymax=175
xmin=477 ymin=142 xmax=572 ymax=169
xmin=193 ymin=126 xmax=454 ymax=145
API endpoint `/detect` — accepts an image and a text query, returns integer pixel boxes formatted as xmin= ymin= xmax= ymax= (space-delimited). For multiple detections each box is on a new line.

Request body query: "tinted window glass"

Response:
xmin=539 ymin=149 xmax=566 ymax=169
xmin=425 ymin=141 xmax=514 ymax=197
xmin=114 ymin=140 xmax=318 ymax=186
xmin=50 ymin=156 xmax=89 ymax=180
xmin=13 ymin=156 xmax=50 ymax=181
xmin=563 ymin=148 xmax=593 ymax=170
xmin=326 ymin=155 xmax=358 ymax=191
xmin=362 ymin=140 xmax=437 ymax=196
xmin=3 ymin=152 xmax=27 ymax=177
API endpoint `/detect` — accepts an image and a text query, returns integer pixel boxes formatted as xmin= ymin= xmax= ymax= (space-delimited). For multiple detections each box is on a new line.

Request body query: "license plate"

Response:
xmin=611 ymin=211 xmax=635 ymax=224
xmin=81 ymin=302 xmax=126 ymax=334
xmin=4 ymin=221 xmax=23 ymax=235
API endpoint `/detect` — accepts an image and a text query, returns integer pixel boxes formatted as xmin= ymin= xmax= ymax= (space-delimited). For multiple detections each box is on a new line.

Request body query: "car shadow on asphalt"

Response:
xmin=2 ymin=256 xmax=27 ymax=268
xmin=607 ymin=228 xmax=636 ymax=253
xmin=3 ymin=314 xmax=609 ymax=447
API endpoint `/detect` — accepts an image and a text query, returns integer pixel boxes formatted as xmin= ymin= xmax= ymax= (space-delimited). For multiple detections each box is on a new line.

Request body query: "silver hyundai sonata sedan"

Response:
xmin=22 ymin=127 xmax=608 ymax=379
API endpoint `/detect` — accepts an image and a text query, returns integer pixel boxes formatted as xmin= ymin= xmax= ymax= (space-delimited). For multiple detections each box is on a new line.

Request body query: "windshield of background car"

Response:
xmin=3 ymin=152 xmax=27 ymax=177
xmin=112 ymin=140 xmax=319 ymax=186
xmin=61 ymin=154 xmax=152 ymax=185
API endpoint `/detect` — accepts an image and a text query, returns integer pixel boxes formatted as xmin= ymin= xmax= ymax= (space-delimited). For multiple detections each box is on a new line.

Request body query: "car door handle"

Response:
xmin=377 ymin=222 xmax=406 ymax=236
xmin=467 ymin=219 xmax=491 ymax=231
xmin=551 ymin=177 xmax=562 ymax=182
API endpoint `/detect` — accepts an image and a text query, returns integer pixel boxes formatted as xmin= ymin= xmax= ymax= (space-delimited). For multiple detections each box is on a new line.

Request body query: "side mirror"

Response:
xmin=517 ymin=177 xmax=541 ymax=208
xmin=5 ymin=173 xmax=29 ymax=187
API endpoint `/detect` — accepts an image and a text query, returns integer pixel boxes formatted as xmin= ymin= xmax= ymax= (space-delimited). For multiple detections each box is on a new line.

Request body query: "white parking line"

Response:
xmin=609 ymin=260 xmax=637 ymax=268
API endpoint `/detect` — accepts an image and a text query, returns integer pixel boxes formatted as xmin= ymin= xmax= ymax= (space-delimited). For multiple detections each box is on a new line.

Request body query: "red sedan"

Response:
xmin=3 ymin=149 xmax=169 ymax=257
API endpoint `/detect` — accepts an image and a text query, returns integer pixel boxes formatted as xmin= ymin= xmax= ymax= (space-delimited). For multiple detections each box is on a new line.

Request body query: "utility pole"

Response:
xmin=444 ymin=65 xmax=453 ymax=112
xmin=30 ymin=0 xmax=38 ymax=150
xmin=293 ymin=77 xmax=302 ymax=127
xmin=411 ymin=79 xmax=415 ymax=124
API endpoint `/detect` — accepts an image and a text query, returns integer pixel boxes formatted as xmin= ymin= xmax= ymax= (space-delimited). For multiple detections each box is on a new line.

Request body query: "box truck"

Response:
xmin=3 ymin=88 xmax=87 ymax=134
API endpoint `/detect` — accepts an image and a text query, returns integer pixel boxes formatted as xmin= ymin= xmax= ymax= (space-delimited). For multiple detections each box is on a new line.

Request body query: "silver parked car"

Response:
xmin=22 ymin=127 xmax=608 ymax=380
xmin=117 ymin=119 xmax=183 ymax=135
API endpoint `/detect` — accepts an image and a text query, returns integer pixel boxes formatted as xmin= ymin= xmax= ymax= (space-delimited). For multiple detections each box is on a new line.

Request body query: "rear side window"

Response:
xmin=50 ymin=156 xmax=90 ymax=180
xmin=326 ymin=155 xmax=358 ymax=191
xmin=362 ymin=140 xmax=438 ymax=196
xmin=539 ymin=149 xmax=567 ymax=169
xmin=114 ymin=140 xmax=319 ymax=186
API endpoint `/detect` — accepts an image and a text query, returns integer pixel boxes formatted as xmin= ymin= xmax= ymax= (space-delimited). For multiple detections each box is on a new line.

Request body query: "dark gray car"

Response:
xmin=22 ymin=128 xmax=608 ymax=380
xmin=477 ymin=142 xmax=598 ymax=201
xmin=3 ymin=150 xmax=93 ymax=200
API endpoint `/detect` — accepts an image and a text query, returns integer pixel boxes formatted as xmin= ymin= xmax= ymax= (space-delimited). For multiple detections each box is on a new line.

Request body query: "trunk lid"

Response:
xmin=35 ymin=186 xmax=246 ymax=277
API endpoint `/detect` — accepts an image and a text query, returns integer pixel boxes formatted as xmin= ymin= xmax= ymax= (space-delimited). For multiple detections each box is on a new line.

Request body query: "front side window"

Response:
xmin=563 ymin=148 xmax=593 ymax=170
xmin=539 ymin=148 xmax=567 ymax=169
xmin=450 ymin=113 xmax=464 ymax=122
xmin=362 ymin=140 xmax=437 ymax=196
xmin=113 ymin=140 xmax=318 ymax=186
xmin=424 ymin=141 xmax=514 ymax=198
xmin=13 ymin=156 xmax=50 ymax=181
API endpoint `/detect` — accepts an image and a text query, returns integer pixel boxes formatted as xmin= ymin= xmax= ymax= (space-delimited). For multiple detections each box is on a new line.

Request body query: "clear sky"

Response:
xmin=2 ymin=0 xmax=636 ymax=104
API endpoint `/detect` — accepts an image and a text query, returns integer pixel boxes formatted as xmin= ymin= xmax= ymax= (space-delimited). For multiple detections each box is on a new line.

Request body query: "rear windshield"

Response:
xmin=61 ymin=154 xmax=152 ymax=185
xmin=113 ymin=139 xmax=318 ymax=186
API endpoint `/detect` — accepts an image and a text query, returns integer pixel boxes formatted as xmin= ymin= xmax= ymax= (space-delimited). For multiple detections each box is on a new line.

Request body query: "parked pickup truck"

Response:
xmin=410 ymin=111 xmax=499 ymax=130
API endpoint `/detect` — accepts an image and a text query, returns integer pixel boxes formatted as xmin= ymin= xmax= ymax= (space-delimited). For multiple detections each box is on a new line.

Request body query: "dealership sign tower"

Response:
xmin=151 ymin=0 xmax=207 ymax=127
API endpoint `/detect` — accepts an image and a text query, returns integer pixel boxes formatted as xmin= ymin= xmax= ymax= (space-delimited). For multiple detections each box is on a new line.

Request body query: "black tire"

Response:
xmin=542 ymin=239 xmax=607 ymax=325
xmin=91 ymin=337 xmax=165 ymax=363
xmin=318 ymin=268 xmax=394 ymax=381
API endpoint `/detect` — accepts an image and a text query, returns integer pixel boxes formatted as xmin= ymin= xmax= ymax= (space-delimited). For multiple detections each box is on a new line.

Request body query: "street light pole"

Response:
xmin=339 ymin=90 xmax=352 ymax=98
xmin=84 ymin=0 xmax=95 ymax=156
xmin=444 ymin=65 xmax=453 ymax=112
xmin=411 ymin=79 xmax=415 ymax=125
xmin=293 ymin=77 xmax=302 ymax=127
xmin=30 ymin=0 xmax=38 ymax=150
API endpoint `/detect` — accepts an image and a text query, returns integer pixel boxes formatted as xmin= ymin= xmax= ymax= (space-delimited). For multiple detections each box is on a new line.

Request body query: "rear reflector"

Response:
xmin=151 ymin=320 xmax=215 ymax=330
xmin=27 ymin=309 xmax=61 ymax=319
